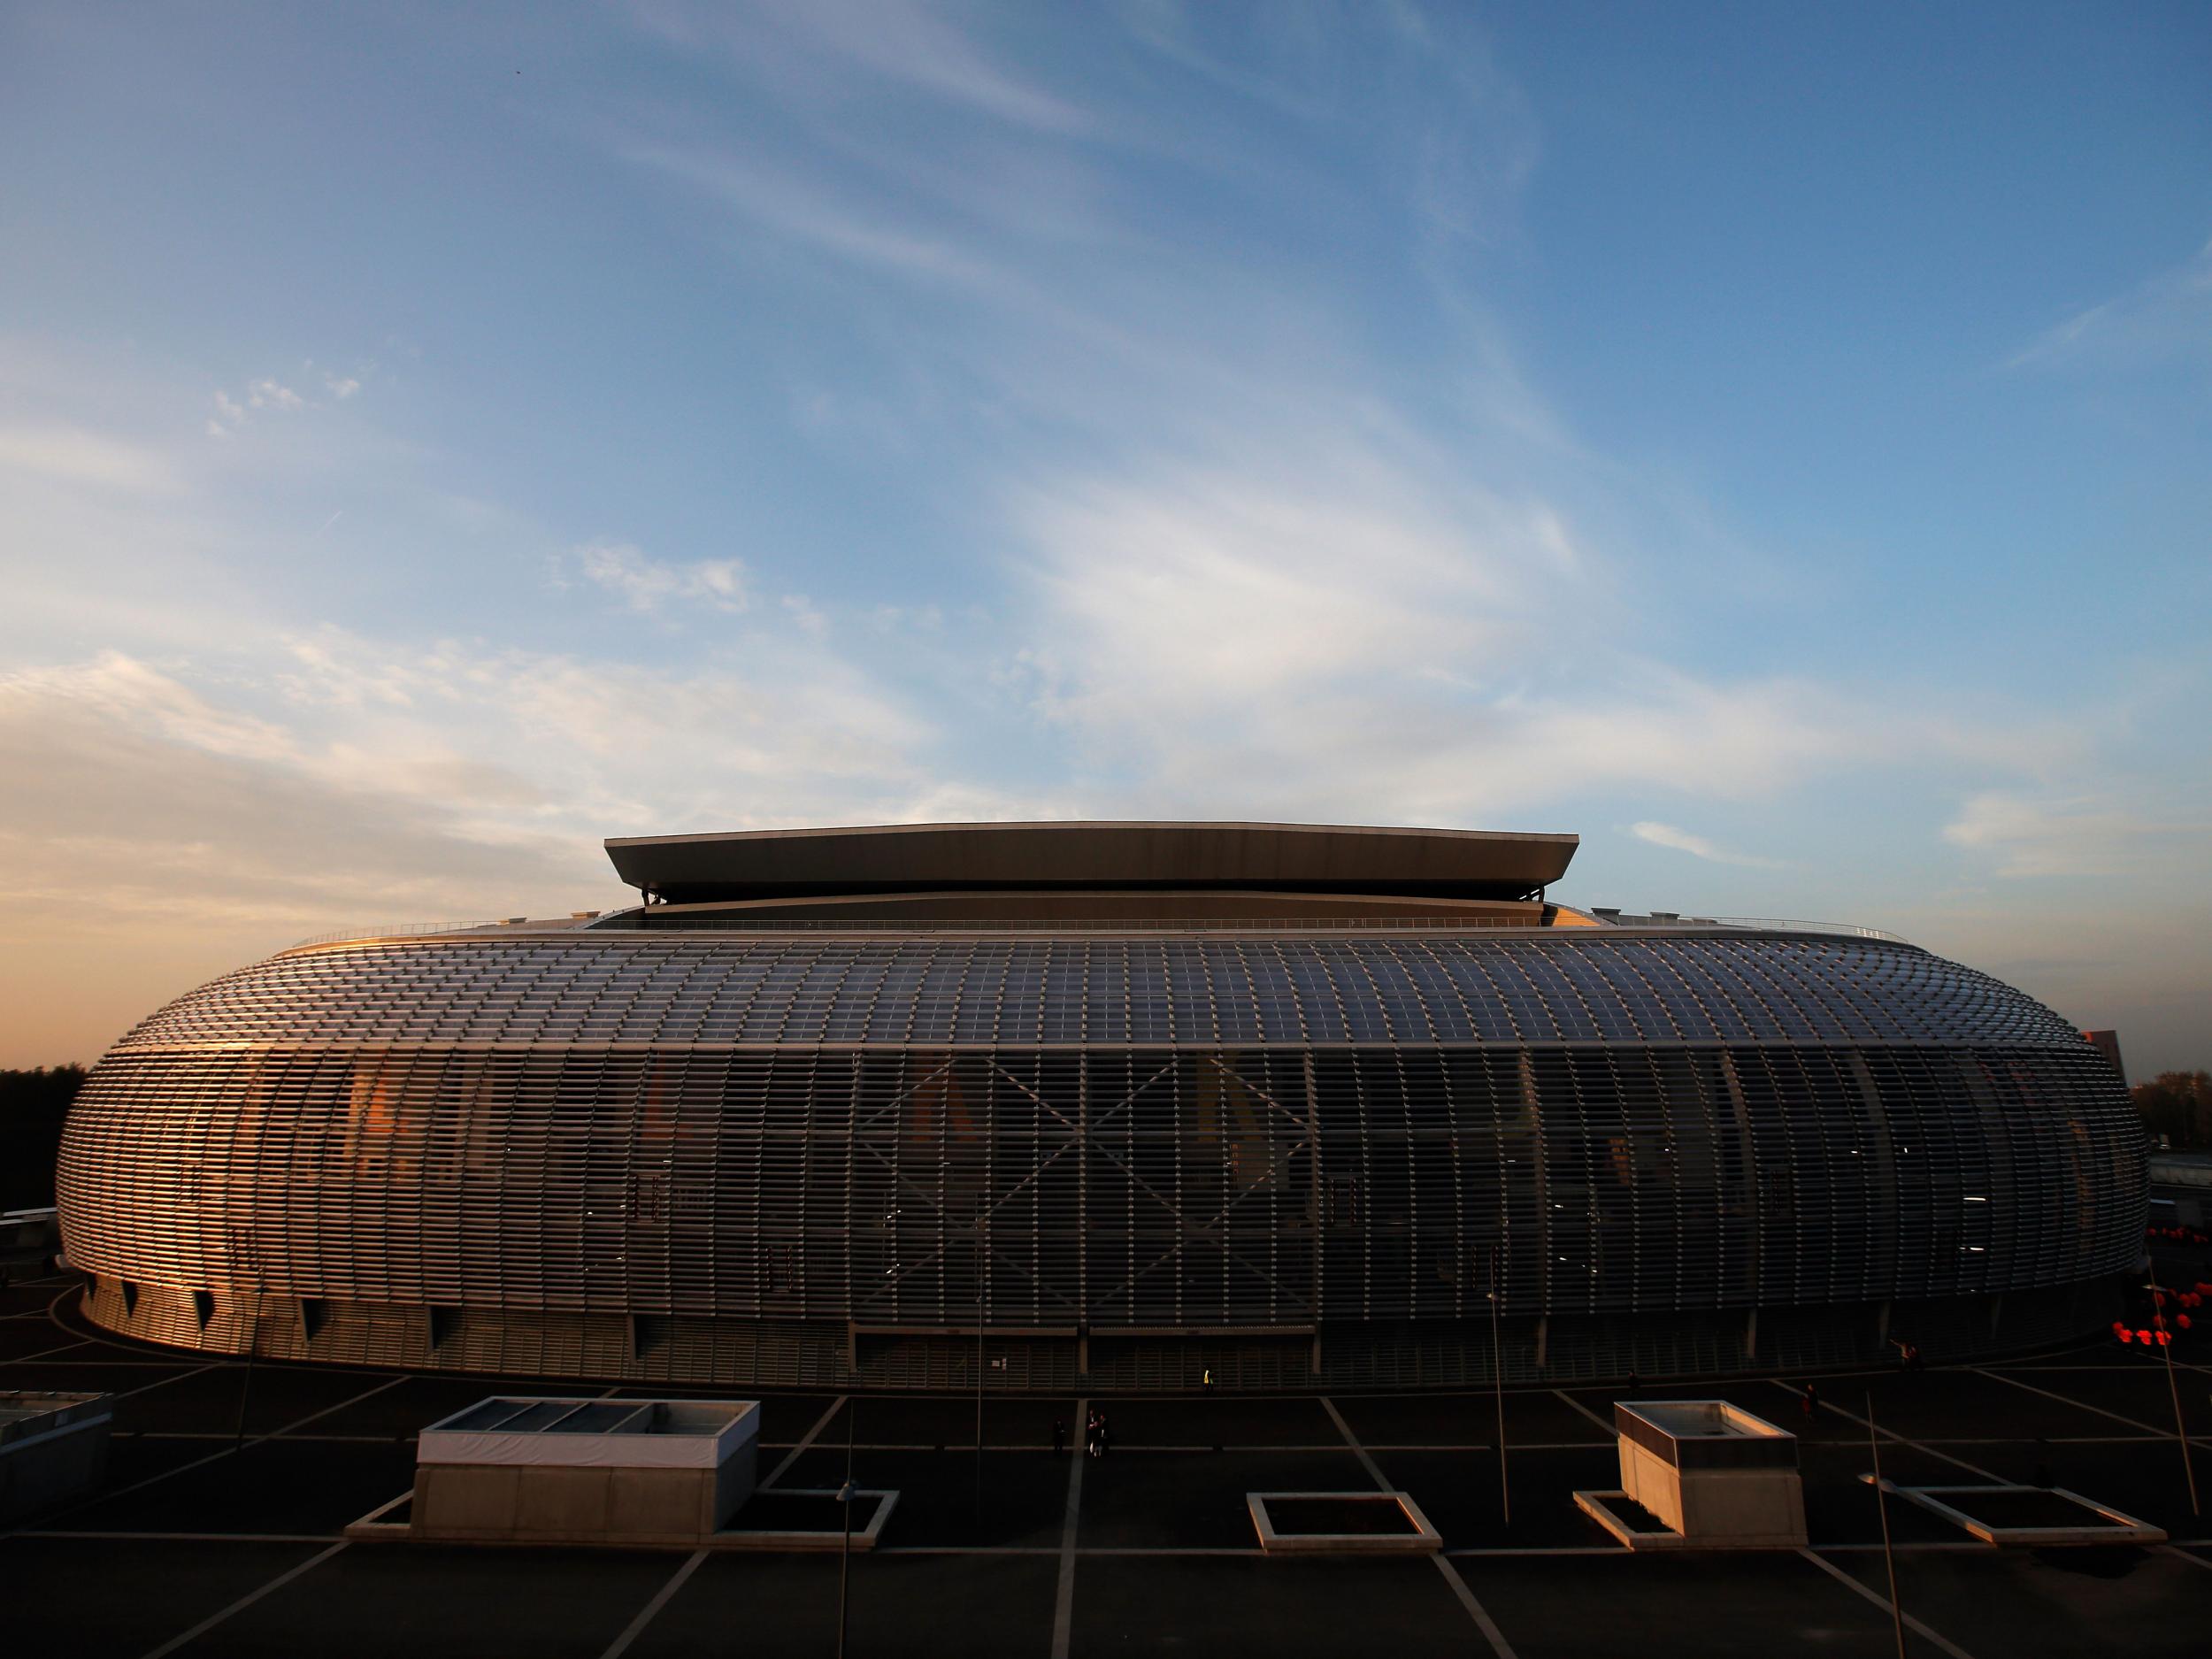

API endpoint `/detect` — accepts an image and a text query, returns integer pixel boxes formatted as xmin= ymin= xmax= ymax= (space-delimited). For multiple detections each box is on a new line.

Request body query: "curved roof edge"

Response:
xmin=604 ymin=820 xmax=1578 ymax=906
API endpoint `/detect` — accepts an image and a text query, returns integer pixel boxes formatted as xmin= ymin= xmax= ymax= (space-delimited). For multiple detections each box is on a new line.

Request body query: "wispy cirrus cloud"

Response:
xmin=634 ymin=0 xmax=1087 ymax=134
xmin=566 ymin=541 xmax=749 ymax=615
xmin=1629 ymin=821 xmax=1784 ymax=869
xmin=1942 ymin=791 xmax=2203 ymax=879
xmin=624 ymin=143 xmax=1003 ymax=286
xmin=2007 ymin=234 xmax=2212 ymax=373
xmin=0 ymin=422 xmax=186 ymax=494
xmin=204 ymin=365 xmax=370 ymax=438
xmin=997 ymin=449 xmax=2091 ymax=826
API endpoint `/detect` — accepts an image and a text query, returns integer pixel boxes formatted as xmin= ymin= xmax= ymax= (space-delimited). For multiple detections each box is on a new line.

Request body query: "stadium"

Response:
xmin=55 ymin=821 xmax=2145 ymax=1392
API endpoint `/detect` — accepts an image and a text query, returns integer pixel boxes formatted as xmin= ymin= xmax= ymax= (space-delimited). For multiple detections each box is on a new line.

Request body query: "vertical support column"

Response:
xmin=1302 ymin=1051 xmax=1325 ymax=1375
xmin=1719 ymin=1052 xmax=1761 ymax=1311
xmin=844 ymin=1053 xmax=858 ymax=1385
xmin=1076 ymin=1049 xmax=1089 ymax=1388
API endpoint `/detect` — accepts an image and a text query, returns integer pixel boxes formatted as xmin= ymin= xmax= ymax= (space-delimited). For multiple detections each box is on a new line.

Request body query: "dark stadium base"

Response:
xmin=78 ymin=1272 xmax=2128 ymax=1394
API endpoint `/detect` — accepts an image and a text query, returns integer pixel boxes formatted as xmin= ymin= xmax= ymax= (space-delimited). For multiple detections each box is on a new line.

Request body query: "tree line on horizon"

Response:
xmin=2134 ymin=1071 xmax=2212 ymax=1153
xmin=2 ymin=1065 xmax=86 ymax=1212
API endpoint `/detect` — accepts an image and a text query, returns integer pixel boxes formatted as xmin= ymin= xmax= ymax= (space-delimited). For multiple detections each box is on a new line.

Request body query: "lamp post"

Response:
xmin=2143 ymin=1267 xmax=2201 ymax=1517
xmin=1488 ymin=1246 xmax=1509 ymax=1526
xmin=1867 ymin=1396 xmax=1907 ymax=1659
xmin=837 ymin=1394 xmax=857 ymax=1659
xmin=974 ymin=1220 xmax=986 ymax=1528
xmin=231 ymin=1271 xmax=265 ymax=1453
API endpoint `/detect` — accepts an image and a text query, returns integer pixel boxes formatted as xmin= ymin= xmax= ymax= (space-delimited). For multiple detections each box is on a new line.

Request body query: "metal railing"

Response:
xmin=288 ymin=918 xmax=528 ymax=949
xmin=1701 ymin=916 xmax=1909 ymax=943
xmin=288 ymin=911 xmax=1909 ymax=946
xmin=600 ymin=913 xmax=1552 ymax=933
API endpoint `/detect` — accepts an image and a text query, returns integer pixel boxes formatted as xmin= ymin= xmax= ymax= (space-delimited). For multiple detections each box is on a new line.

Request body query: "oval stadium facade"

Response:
xmin=57 ymin=822 xmax=2146 ymax=1391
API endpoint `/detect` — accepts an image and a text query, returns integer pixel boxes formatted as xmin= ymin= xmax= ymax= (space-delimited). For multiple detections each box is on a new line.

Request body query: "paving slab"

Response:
xmin=64 ymin=1438 xmax=419 ymax=1535
xmin=629 ymin=1547 xmax=1059 ymax=1659
xmin=1321 ymin=1389 xmax=1498 ymax=1446
xmin=1339 ymin=1387 xmax=1610 ymax=1448
xmin=0 ymin=1276 xmax=74 ymax=1317
xmin=1796 ymin=1444 xmax=1972 ymax=1547
xmin=0 ymin=1312 xmax=86 ymax=1360
xmin=304 ymin=1372 xmax=562 ymax=1439
xmin=73 ymin=1429 xmax=231 ymax=1497
xmin=0 ymin=1536 xmax=324 ymax=1659
xmin=780 ymin=1445 xmax=1071 ymax=1548
xmin=1824 ymin=1542 xmax=2212 ymax=1658
xmin=224 ymin=1364 xmax=416 ymax=1434
xmin=10 ymin=1357 xmax=204 ymax=1397
xmin=1855 ymin=1370 xmax=2131 ymax=1442
xmin=104 ymin=1363 xmax=250 ymax=1434
xmin=1809 ymin=1409 xmax=2201 ymax=1538
xmin=771 ymin=1390 xmax=1078 ymax=1451
xmin=1470 ymin=1550 xmax=1915 ymax=1659
xmin=1079 ymin=1449 xmax=1360 ymax=1549
xmin=1099 ymin=1395 xmax=1339 ymax=1447
xmin=1370 ymin=1445 xmax=1622 ymax=1548
xmin=1983 ymin=1363 xmax=2212 ymax=1438
xmin=1071 ymin=1554 xmax=1475 ymax=1659
xmin=179 ymin=1542 xmax=673 ymax=1659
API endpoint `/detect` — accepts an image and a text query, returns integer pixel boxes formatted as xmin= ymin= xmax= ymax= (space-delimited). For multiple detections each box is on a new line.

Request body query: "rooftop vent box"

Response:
xmin=407 ymin=1396 xmax=760 ymax=1545
xmin=1574 ymin=1401 xmax=1806 ymax=1550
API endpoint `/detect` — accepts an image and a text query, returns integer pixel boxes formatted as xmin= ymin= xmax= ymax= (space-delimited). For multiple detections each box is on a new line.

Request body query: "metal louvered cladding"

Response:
xmin=57 ymin=931 xmax=2145 ymax=1389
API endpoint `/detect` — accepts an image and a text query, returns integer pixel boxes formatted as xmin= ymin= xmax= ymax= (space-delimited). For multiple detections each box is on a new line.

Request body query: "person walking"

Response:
xmin=1097 ymin=1410 xmax=1110 ymax=1458
xmin=1052 ymin=1417 xmax=1066 ymax=1456
xmin=1800 ymin=1381 xmax=1818 ymax=1422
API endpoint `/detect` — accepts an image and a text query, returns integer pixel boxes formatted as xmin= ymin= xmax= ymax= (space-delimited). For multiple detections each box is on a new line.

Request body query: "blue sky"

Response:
xmin=2 ymin=1 xmax=2207 ymax=1071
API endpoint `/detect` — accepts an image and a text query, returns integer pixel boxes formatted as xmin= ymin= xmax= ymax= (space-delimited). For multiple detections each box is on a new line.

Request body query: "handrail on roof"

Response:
xmin=1702 ymin=916 xmax=1909 ymax=944
xmin=289 ymin=912 xmax=1909 ymax=944
xmin=288 ymin=918 xmax=524 ymax=949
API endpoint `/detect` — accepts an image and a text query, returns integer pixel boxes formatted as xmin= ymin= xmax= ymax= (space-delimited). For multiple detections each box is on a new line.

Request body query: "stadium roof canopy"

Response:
xmin=604 ymin=821 xmax=1578 ymax=905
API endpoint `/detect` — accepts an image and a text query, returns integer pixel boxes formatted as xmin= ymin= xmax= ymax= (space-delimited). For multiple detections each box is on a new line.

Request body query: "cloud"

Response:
xmin=639 ymin=0 xmax=1087 ymax=134
xmin=2007 ymin=235 xmax=2212 ymax=373
xmin=3 ymin=652 xmax=294 ymax=762
xmin=1942 ymin=791 xmax=2201 ymax=878
xmin=572 ymin=541 xmax=749 ymax=614
xmin=0 ymin=423 xmax=186 ymax=494
xmin=265 ymin=625 xmax=953 ymax=834
xmin=1017 ymin=466 xmax=1536 ymax=705
xmin=248 ymin=377 xmax=303 ymax=411
xmin=0 ymin=654 xmax=613 ymax=1063
xmin=624 ymin=143 xmax=1001 ymax=287
xmin=0 ymin=629 xmax=1007 ymax=1025
xmin=1630 ymin=821 xmax=1784 ymax=868
xmin=1000 ymin=454 xmax=2000 ymax=823
xmin=205 ymin=366 xmax=360 ymax=437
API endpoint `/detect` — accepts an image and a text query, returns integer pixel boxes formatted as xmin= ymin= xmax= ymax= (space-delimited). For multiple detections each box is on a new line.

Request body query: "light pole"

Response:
xmin=974 ymin=1221 xmax=986 ymax=1528
xmin=1867 ymin=1396 xmax=1907 ymax=1659
xmin=1488 ymin=1246 xmax=1509 ymax=1526
xmin=2144 ymin=1267 xmax=2201 ymax=1517
xmin=837 ymin=1394 xmax=857 ymax=1658
xmin=231 ymin=1272 xmax=265 ymax=1452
